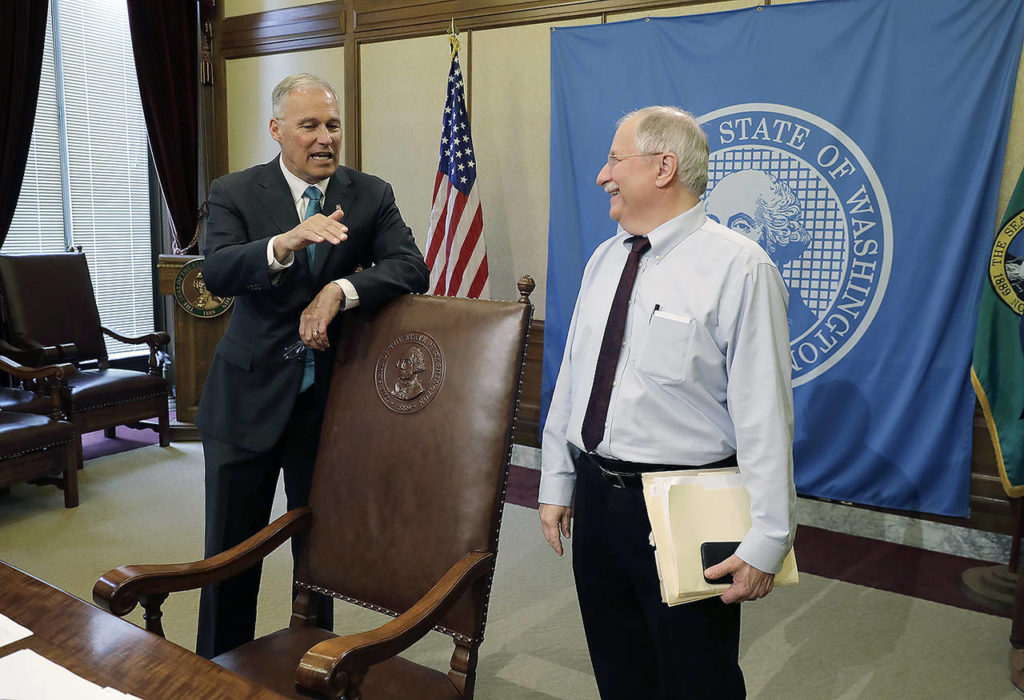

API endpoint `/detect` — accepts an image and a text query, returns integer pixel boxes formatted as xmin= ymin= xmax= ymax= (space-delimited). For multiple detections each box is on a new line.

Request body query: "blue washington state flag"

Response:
xmin=546 ymin=0 xmax=1024 ymax=515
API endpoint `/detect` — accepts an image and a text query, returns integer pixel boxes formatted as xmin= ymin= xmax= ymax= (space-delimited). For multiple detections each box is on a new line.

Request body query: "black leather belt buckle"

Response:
xmin=596 ymin=464 xmax=629 ymax=488
xmin=595 ymin=463 xmax=642 ymax=490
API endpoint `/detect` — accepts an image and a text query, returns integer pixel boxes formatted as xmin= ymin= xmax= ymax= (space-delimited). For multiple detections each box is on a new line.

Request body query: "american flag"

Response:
xmin=425 ymin=46 xmax=489 ymax=298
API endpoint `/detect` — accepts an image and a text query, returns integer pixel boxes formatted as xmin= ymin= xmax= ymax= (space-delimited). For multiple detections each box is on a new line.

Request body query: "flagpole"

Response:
xmin=448 ymin=19 xmax=460 ymax=58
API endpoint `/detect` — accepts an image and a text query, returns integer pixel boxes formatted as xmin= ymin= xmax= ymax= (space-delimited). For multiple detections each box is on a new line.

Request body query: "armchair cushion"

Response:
xmin=214 ymin=628 xmax=460 ymax=700
xmin=0 ymin=387 xmax=55 ymax=415
xmin=66 ymin=369 xmax=166 ymax=413
xmin=0 ymin=412 xmax=75 ymax=458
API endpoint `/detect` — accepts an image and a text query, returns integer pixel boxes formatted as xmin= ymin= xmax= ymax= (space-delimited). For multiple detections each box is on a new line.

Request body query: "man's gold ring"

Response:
xmin=312 ymin=330 xmax=320 ymax=337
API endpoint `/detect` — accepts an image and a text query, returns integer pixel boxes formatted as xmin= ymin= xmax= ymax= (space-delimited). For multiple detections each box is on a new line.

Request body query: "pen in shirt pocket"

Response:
xmin=650 ymin=303 xmax=661 ymax=321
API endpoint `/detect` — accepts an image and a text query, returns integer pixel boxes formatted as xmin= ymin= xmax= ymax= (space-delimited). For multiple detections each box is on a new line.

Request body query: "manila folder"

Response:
xmin=642 ymin=468 xmax=797 ymax=606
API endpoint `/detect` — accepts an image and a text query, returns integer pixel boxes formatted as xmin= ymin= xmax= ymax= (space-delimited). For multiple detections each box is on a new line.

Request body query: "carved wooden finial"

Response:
xmin=517 ymin=274 xmax=535 ymax=304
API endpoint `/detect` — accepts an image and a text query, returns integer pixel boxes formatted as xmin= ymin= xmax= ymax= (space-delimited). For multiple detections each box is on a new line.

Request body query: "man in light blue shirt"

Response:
xmin=539 ymin=106 xmax=796 ymax=699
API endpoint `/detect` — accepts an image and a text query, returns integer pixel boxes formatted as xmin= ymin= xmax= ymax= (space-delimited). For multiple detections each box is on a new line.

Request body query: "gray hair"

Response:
xmin=271 ymin=73 xmax=339 ymax=118
xmin=618 ymin=106 xmax=709 ymax=196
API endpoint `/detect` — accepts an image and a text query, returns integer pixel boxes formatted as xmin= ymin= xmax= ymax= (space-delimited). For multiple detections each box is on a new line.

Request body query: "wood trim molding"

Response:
xmin=352 ymin=0 xmax=707 ymax=42
xmin=344 ymin=4 xmax=361 ymax=169
xmin=220 ymin=2 xmax=345 ymax=59
xmin=218 ymin=0 xmax=740 ymax=56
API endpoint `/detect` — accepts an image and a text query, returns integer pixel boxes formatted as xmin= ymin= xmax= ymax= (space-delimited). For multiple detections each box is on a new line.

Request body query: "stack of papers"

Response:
xmin=643 ymin=468 xmax=798 ymax=606
xmin=0 ymin=649 xmax=141 ymax=699
xmin=0 ymin=611 xmax=32 ymax=648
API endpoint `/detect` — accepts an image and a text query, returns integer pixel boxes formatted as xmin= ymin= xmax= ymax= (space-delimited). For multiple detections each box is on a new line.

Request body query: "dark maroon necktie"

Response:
xmin=581 ymin=235 xmax=651 ymax=453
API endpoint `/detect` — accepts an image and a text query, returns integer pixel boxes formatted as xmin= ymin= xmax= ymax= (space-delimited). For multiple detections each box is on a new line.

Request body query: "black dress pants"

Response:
xmin=196 ymin=388 xmax=333 ymax=659
xmin=572 ymin=454 xmax=745 ymax=700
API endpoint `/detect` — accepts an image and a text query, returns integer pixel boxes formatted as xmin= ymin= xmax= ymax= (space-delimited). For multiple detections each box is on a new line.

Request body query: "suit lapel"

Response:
xmin=256 ymin=157 xmax=315 ymax=276
xmin=312 ymin=168 xmax=354 ymax=280
xmin=256 ymin=158 xmax=301 ymax=237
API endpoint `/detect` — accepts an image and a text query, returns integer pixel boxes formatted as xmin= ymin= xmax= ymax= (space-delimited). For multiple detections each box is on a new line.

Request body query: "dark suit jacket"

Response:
xmin=195 ymin=157 xmax=429 ymax=452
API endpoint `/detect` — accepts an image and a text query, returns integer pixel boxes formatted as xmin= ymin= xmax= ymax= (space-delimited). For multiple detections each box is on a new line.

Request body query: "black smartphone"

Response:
xmin=701 ymin=541 xmax=740 ymax=584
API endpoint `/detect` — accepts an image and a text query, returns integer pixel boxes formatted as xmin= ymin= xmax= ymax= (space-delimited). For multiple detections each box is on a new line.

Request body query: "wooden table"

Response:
xmin=0 ymin=562 xmax=286 ymax=699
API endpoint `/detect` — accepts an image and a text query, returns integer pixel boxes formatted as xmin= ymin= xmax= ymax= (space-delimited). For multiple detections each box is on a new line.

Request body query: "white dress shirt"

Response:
xmin=540 ymin=202 xmax=796 ymax=574
xmin=265 ymin=157 xmax=359 ymax=309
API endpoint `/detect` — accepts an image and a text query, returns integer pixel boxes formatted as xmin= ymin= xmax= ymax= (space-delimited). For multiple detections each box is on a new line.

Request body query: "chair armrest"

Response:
xmin=0 ymin=351 xmax=76 ymax=420
xmin=93 ymin=506 xmax=312 ymax=616
xmin=295 ymin=550 xmax=495 ymax=696
xmin=100 ymin=326 xmax=171 ymax=348
xmin=0 ymin=338 xmax=78 ymax=366
xmin=0 ymin=354 xmax=75 ymax=383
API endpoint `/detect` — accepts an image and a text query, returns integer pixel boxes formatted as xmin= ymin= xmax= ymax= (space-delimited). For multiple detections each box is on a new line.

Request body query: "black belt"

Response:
xmin=571 ymin=444 xmax=736 ymax=490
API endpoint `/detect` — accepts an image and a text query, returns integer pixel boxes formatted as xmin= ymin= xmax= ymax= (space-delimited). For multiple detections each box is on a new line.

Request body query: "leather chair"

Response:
xmin=0 ymin=351 xmax=80 ymax=508
xmin=94 ymin=281 xmax=535 ymax=699
xmin=0 ymin=252 xmax=170 ymax=447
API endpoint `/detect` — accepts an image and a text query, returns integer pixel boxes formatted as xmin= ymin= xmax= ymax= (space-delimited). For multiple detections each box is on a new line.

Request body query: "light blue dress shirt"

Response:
xmin=540 ymin=203 xmax=796 ymax=574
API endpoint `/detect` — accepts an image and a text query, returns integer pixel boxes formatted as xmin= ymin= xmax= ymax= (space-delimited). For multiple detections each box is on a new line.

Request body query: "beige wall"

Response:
xmin=1001 ymin=57 xmax=1024 ymax=219
xmin=224 ymin=48 xmax=346 ymax=174
xmin=221 ymin=1 xmax=1024 ymax=317
xmin=223 ymin=0 xmax=309 ymax=18
xmin=360 ymin=34 xmax=451 ymax=271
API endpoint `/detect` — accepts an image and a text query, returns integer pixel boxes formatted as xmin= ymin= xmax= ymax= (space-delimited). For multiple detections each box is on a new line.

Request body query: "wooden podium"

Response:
xmin=156 ymin=254 xmax=231 ymax=439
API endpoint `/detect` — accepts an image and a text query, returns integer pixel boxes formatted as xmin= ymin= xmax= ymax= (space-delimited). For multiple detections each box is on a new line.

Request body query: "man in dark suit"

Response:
xmin=194 ymin=73 xmax=429 ymax=658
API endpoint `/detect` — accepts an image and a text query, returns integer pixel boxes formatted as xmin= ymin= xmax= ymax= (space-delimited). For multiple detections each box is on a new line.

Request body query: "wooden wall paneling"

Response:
xmin=219 ymin=2 xmax=345 ymax=59
xmin=514 ymin=320 xmax=544 ymax=448
xmin=351 ymin=0 xmax=706 ymax=41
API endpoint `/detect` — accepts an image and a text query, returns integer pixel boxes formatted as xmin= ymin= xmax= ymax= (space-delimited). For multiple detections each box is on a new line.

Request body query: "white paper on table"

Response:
xmin=0 ymin=611 xmax=32 ymax=648
xmin=0 ymin=648 xmax=141 ymax=700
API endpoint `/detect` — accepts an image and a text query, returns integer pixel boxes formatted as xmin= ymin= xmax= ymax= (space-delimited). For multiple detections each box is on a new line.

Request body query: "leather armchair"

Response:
xmin=0 ymin=252 xmax=170 ymax=446
xmin=0 ymin=350 xmax=80 ymax=508
xmin=95 ymin=280 xmax=536 ymax=699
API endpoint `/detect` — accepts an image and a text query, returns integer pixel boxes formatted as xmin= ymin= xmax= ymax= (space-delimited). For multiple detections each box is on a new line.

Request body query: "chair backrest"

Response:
xmin=0 ymin=253 xmax=107 ymax=363
xmin=303 ymin=293 xmax=532 ymax=644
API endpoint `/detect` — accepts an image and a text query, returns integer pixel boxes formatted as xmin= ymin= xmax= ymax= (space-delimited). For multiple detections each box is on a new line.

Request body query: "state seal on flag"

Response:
xmin=699 ymin=103 xmax=893 ymax=386
xmin=988 ymin=209 xmax=1024 ymax=315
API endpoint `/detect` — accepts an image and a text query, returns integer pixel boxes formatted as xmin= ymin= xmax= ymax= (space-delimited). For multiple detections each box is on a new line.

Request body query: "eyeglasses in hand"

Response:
xmin=282 ymin=339 xmax=308 ymax=360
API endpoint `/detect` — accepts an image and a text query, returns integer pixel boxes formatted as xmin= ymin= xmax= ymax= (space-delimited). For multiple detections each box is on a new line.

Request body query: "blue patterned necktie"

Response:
xmin=303 ymin=185 xmax=323 ymax=267
xmin=300 ymin=185 xmax=323 ymax=393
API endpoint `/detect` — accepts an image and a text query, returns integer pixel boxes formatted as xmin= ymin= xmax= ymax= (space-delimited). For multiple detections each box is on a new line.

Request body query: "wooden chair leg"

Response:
xmin=63 ymin=441 xmax=80 ymax=508
xmin=158 ymin=405 xmax=170 ymax=447
xmin=448 ymin=639 xmax=478 ymax=696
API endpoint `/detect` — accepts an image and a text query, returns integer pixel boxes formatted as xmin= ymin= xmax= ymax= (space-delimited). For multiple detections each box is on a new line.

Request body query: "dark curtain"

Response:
xmin=127 ymin=0 xmax=200 ymax=254
xmin=0 ymin=2 xmax=49 ymax=248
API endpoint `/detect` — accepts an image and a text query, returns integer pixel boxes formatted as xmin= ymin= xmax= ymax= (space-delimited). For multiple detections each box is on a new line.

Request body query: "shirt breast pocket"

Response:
xmin=635 ymin=310 xmax=695 ymax=383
